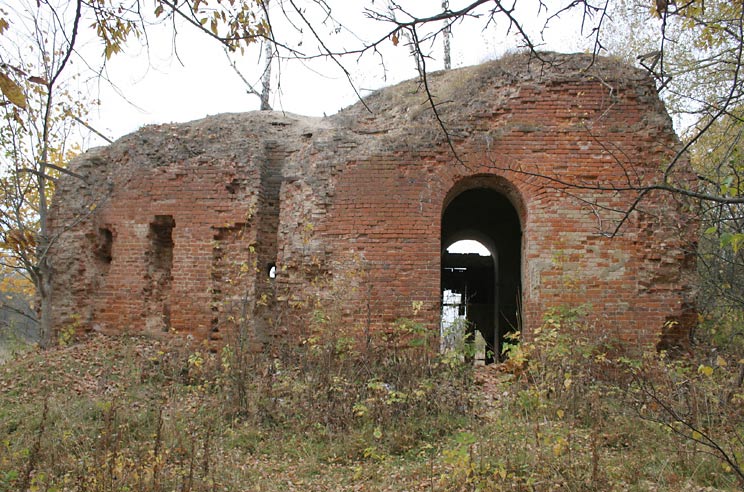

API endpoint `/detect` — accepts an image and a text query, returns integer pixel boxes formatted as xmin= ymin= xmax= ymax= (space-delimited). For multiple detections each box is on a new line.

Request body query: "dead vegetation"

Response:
xmin=0 ymin=307 xmax=742 ymax=491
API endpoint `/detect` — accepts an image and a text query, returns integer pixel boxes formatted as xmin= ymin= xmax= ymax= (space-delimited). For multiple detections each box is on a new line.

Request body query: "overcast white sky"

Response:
xmin=84 ymin=0 xmax=589 ymax=144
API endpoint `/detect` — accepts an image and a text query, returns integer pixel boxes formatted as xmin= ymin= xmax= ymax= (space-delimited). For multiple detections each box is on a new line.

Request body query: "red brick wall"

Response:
xmin=283 ymin=61 xmax=695 ymax=350
xmin=93 ymin=160 xmax=260 ymax=338
xmin=48 ymin=53 xmax=697 ymax=351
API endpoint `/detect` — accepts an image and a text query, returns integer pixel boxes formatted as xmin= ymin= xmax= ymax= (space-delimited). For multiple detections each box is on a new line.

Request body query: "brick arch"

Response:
xmin=441 ymin=174 xmax=527 ymax=230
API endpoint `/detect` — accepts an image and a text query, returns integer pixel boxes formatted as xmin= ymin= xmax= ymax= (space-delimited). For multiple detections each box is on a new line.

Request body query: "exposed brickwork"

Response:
xmin=48 ymin=52 xmax=697 ymax=351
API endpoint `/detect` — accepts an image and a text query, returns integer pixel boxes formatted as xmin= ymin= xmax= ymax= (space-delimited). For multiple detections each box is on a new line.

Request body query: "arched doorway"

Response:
xmin=441 ymin=187 xmax=522 ymax=363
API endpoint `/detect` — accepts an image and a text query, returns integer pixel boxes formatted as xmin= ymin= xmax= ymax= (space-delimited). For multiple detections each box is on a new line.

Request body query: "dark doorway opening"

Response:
xmin=441 ymin=187 xmax=522 ymax=363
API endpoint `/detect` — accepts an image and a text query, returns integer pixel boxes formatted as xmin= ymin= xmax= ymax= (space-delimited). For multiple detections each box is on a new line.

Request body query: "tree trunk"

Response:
xmin=260 ymin=41 xmax=272 ymax=111
xmin=260 ymin=0 xmax=273 ymax=111
xmin=37 ymin=260 xmax=54 ymax=348
xmin=443 ymin=0 xmax=451 ymax=70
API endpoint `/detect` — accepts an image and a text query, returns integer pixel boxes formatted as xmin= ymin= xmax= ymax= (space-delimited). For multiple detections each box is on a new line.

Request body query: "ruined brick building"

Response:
xmin=48 ymin=52 xmax=697 ymax=355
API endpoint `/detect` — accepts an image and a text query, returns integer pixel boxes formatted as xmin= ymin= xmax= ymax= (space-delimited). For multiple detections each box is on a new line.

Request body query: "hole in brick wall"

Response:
xmin=150 ymin=216 xmax=175 ymax=272
xmin=226 ymin=178 xmax=241 ymax=194
xmin=95 ymin=227 xmax=113 ymax=265
xmin=441 ymin=187 xmax=522 ymax=364
xmin=147 ymin=215 xmax=175 ymax=332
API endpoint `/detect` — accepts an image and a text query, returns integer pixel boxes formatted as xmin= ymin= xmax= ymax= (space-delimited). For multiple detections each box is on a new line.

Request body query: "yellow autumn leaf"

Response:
xmin=556 ymin=409 xmax=565 ymax=419
xmin=0 ymin=71 xmax=27 ymax=109
xmin=691 ymin=430 xmax=703 ymax=440
xmin=716 ymin=355 xmax=727 ymax=367
xmin=697 ymin=365 xmax=714 ymax=376
xmin=552 ymin=440 xmax=565 ymax=457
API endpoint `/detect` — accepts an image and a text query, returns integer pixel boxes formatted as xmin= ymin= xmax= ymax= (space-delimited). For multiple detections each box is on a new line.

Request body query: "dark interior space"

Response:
xmin=95 ymin=227 xmax=113 ymax=266
xmin=441 ymin=188 xmax=522 ymax=362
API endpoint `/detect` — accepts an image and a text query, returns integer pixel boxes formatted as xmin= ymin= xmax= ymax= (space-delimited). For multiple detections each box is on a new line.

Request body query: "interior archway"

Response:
xmin=441 ymin=187 xmax=522 ymax=363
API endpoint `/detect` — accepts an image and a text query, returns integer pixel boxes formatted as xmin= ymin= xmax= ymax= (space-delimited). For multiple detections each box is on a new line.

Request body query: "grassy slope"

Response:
xmin=0 ymin=330 xmax=741 ymax=491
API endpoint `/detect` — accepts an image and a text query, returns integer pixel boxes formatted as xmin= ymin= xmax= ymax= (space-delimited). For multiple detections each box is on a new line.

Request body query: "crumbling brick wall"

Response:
xmin=48 ymin=52 xmax=697 ymax=351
